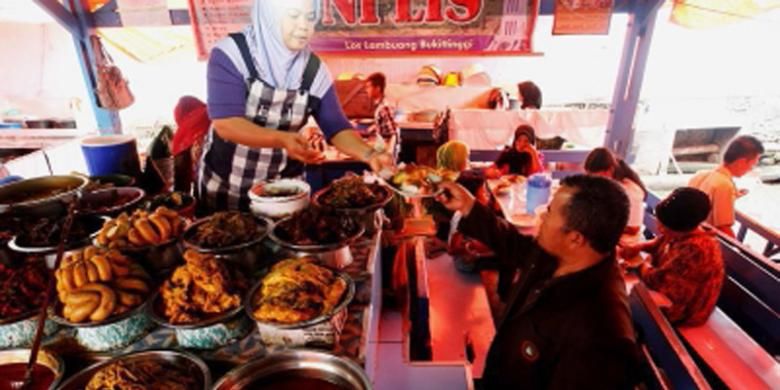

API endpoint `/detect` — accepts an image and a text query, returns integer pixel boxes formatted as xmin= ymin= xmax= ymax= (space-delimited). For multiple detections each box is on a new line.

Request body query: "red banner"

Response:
xmin=552 ymin=0 xmax=613 ymax=35
xmin=188 ymin=0 xmax=539 ymax=59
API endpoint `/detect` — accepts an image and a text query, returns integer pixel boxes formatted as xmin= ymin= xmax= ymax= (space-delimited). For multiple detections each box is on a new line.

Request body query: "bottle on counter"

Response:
xmin=526 ymin=173 xmax=551 ymax=215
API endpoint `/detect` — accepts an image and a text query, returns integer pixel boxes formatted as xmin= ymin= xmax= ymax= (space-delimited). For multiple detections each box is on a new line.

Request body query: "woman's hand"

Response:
xmin=436 ymin=181 xmax=475 ymax=216
xmin=367 ymin=151 xmax=395 ymax=174
xmin=281 ymin=133 xmax=323 ymax=163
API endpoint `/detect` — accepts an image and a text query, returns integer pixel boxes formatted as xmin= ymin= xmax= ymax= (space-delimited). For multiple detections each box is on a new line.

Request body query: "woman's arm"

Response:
xmin=212 ymin=117 xmax=322 ymax=163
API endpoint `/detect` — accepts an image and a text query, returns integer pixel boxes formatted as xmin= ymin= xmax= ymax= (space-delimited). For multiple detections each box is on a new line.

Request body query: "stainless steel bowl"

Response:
xmin=269 ymin=215 xmax=364 ymax=253
xmin=147 ymin=291 xmax=251 ymax=350
xmin=213 ymin=349 xmax=371 ymax=390
xmin=245 ymin=269 xmax=354 ymax=347
xmin=0 ymin=348 xmax=65 ymax=390
xmin=77 ymin=186 xmax=145 ymax=217
xmin=8 ymin=215 xmax=108 ymax=269
xmin=181 ymin=214 xmax=271 ymax=273
xmin=57 ymin=349 xmax=211 ymax=390
xmin=0 ymin=175 xmax=87 ymax=214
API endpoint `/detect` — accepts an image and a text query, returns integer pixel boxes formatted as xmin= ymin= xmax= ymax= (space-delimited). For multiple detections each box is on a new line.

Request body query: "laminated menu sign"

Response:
xmin=189 ymin=0 xmax=539 ymax=58
xmin=552 ymin=0 xmax=613 ymax=35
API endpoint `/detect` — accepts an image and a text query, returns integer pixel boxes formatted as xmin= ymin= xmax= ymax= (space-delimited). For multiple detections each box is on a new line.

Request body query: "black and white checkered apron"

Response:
xmin=199 ymin=33 xmax=321 ymax=211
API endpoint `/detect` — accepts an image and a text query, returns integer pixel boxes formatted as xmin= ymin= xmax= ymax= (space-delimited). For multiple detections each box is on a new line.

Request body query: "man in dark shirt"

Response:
xmin=437 ymin=174 xmax=638 ymax=389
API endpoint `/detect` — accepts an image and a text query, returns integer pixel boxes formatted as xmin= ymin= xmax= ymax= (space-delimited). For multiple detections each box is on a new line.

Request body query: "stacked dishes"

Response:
xmin=49 ymin=246 xmax=153 ymax=352
xmin=148 ymin=249 xmax=251 ymax=349
xmin=0 ymin=261 xmax=58 ymax=348
xmin=93 ymin=206 xmax=186 ymax=276
xmin=182 ymin=211 xmax=271 ymax=274
xmin=213 ymin=350 xmax=370 ymax=390
xmin=245 ymin=258 xmax=355 ymax=348
xmin=58 ymin=350 xmax=210 ymax=390
xmin=270 ymin=208 xmax=363 ymax=269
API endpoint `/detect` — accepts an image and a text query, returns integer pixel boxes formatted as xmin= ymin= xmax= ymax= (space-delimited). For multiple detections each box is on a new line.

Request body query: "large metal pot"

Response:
xmin=0 ymin=175 xmax=87 ymax=215
xmin=57 ymin=349 xmax=211 ymax=390
xmin=213 ymin=349 xmax=371 ymax=390
xmin=0 ymin=348 xmax=65 ymax=390
xmin=268 ymin=216 xmax=364 ymax=269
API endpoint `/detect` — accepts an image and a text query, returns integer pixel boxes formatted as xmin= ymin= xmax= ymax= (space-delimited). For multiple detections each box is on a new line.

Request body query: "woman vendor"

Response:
xmin=199 ymin=0 xmax=393 ymax=210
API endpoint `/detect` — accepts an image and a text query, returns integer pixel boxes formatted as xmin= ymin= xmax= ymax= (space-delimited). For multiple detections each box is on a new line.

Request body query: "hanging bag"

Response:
xmin=91 ymin=35 xmax=134 ymax=110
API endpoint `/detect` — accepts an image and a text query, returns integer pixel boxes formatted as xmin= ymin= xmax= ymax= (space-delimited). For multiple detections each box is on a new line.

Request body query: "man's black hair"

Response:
xmin=366 ymin=72 xmax=386 ymax=95
xmin=723 ymin=135 xmax=764 ymax=164
xmin=560 ymin=174 xmax=629 ymax=254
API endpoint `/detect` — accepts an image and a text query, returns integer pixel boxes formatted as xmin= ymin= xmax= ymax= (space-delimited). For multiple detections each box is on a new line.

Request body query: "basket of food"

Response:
xmin=147 ymin=249 xmax=251 ymax=350
xmin=312 ymin=175 xmax=392 ymax=235
xmin=182 ymin=211 xmax=271 ymax=273
xmin=77 ymin=186 xmax=145 ymax=217
xmin=245 ymin=257 xmax=354 ymax=348
xmin=0 ymin=348 xmax=65 ymax=390
xmin=8 ymin=214 xmax=107 ymax=269
xmin=94 ymin=207 xmax=186 ymax=276
xmin=0 ymin=175 xmax=87 ymax=215
xmin=386 ymin=163 xmax=458 ymax=198
xmin=49 ymin=246 xmax=154 ymax=352
xmin=213 ymin=349 xmax=370 ymax=390
xmin=270 ymin=208 xmax=364 ymax=269
xmin=0 ymin=261 xmax=59 ymax=349
xmin=58 ymin=349 xmax=211 ymax=390
xmin=248 ymin=178 xmax=310 ymax=219
xmin=144 ymin=191 xmax=197 ymax=219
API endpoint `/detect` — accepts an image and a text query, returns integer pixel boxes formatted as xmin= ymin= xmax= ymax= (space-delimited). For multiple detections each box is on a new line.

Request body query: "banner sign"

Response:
xmin=552 ymin=0 xmax=613 ymax=35
xmin=188 ymin=0 xmax=539 ymax=59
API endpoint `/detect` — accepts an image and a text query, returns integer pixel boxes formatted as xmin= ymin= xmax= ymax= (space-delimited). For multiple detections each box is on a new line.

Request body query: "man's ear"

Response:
xmin=567 ymin=230 xmax=587 ymax=249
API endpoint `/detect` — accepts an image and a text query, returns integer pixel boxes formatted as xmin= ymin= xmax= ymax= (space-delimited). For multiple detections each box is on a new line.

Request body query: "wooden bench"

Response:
xmin=629 ymin=282 xmax=710 ymax=389
xmin=678 ymin=308 xmax=780 ymax=390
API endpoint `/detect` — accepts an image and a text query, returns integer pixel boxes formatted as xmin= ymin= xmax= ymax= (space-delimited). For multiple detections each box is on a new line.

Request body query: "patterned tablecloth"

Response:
xmin=44 ymin=236 xmax=380 ymax=380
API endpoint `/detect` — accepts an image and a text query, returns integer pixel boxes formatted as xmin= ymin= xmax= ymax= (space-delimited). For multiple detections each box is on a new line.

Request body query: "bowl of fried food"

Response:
xmin=58 ymin=349 xmax=210 ymax=390
xmin=144 ymin=191 xmax=197 ymax=219
xmin=0 ymin=261 xmax=59 ymax=349
xmin=387 ymin=163 xmax=459 ymax=198
xmin=94 ymin=206 xmax=186 ymax=276
xmin=245 ymin=257 xmax=355 ymax=348
xmin=182 ymin=211 xmax=271 ymax=273
xmin=270 ymin=208 xmax=364 ymax=269
xmin=248 ymin=178 xmax=310 ymax=219
xmin=147 ymin=249 xmax=251 ymax=350
xmin=312 ymin=175 xmax=392 ymax=235
xmin=49 ymin=246 xmax=154 ymax=352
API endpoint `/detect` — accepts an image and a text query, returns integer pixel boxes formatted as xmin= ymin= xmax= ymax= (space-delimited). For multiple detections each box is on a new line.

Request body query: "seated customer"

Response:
xmin=436 ymin=140 xmax=470 ymax=172
xmin=517 ymin=80 xmax=542 ymax=109
xmin=621 ymin=187 xmax=724 ymax=326
xmin=485 ymin=125 xmax=543 ymax=179
xmin=585 ymin=147 xmax=647 ymax=244
xmin=437 ymin=175 xmax=637 ymax=389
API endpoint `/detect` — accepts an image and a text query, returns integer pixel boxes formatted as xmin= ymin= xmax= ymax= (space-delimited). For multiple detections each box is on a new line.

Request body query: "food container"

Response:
xmin=269 ymin=216 xmax=364 ymax=269
xmin=312 ymin=184 xmax=391 ymax=236
xmin=245 ymin=272 xmax=354 ymax=348
xmin=144 ymin=191 xmax=197 ymax=219
xmin=109 ymin=235 xmax=183 ymax=278
xmin=0 ymin=348 xmax=65 ymax=390
xmin=213 ymin=349 xmax=370 ymax=390
xmin=248 ymin=179 xmax=310 ymax=219
xmin=147 ymin=292 xmax=251 ymax=350
xmin=48 ymin=296 xmax=153 ymax=352
xmin=8 ymin=215 xmax=108 ymax=269
xmin=57 ymin=350 xmax=211 ymax=390
xmin=0 ymin=312 xmax=59 ymax=349
xmin=77 ymin=186 xmax=145 ymax=217
xmin=182 ymin=214 xmax=271 ymax=274
xmin=0 ymin=175 xmax=87 ymax=215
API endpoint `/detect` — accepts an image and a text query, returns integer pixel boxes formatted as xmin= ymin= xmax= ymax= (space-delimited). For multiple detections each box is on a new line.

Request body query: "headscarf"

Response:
xmin=655 ymin=187 xmax=711 ymax=232
xmin=436 ymin=141 xmax=470 ymax=172
xmin=215 ymin=0 xmax=330 ymax=96
xmin=171 ymin=96 xmax=210 ymax=156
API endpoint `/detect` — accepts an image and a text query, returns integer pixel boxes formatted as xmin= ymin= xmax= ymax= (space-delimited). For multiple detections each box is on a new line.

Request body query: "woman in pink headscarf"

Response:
xmin=200 ymin=0 xmax=393 ymax=210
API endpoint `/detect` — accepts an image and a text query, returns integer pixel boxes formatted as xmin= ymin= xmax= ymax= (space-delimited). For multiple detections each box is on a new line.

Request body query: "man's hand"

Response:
xmin=282 ymin=133 xmax=323 ymax=163
xmin=435 ymin=181 xmax=476 ymax=216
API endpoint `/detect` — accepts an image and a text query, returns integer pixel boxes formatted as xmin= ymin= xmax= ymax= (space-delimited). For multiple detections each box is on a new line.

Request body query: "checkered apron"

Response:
xmin=199 ymin=33 xmax=321 ymax=211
